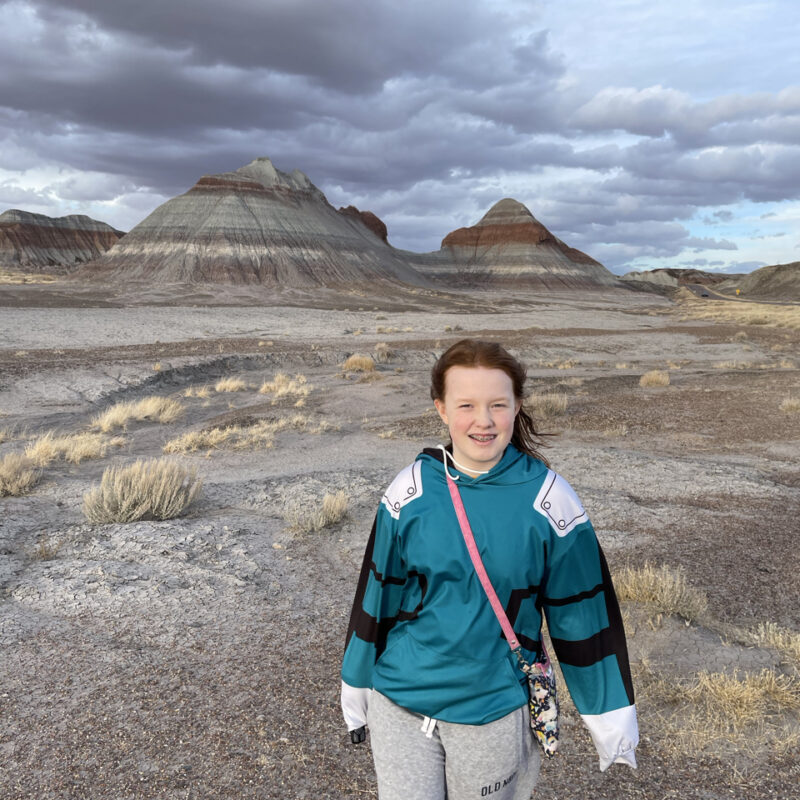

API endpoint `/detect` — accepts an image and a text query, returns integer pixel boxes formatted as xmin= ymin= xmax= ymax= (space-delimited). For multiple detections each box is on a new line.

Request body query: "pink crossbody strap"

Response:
xmin=445 ymin=471 xmax=551 ymax=668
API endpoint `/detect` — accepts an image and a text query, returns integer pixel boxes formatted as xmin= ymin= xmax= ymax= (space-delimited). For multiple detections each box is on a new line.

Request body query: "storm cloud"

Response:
xmin=0 ymin=0 xmax=797 ymax=273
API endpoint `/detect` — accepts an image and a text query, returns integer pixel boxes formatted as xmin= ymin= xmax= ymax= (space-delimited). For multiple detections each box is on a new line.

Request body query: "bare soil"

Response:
xmin=1 ymin=284 xmax=798 ymax=799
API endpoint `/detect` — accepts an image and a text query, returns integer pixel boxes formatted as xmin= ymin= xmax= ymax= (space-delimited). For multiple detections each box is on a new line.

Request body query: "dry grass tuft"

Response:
xmin=639 ymin=369 xmax=670 ymax=387
xmin=29 ymin=536 xmax=62 ymax=561
xmin=539 ymin=358 xmax=579 ymax=369
xmin=0 ymin=428 xmax=8 ymax=444
xmin=689 ymin=669 xmax=800 ymax=727
xmin=184 ymin=385 xmax=213 ymax=399
xmin=92 ymin=397 xmax=184 ymax=432
xmin=615 ymin=561 xmax=708 ymax=622
xmin=526 ymin=392 xmax=568 ymax=419
xmin=615 ymin=362 xmax=630 ymax=369
xmin=82 ymin=458 xmax=202 ymax=523
xmin=676 ymin=290 xmax=800 ymax=329
xmin=357 ymin=371 xmax=383 ymax=383
xmin=259 ymin=373 xmax=311 ymax=401
xmin=752 ymin=622 xmax=800 ymax=663
xmin=164 ymin=423 xmax=275 ymax=453
xmin=284 ymin=490 xmax=349 ymax=532
xmin=713 ymin=360 xmax=749 ymax=370
xmin=342 ymin=354 xmax=376 ymax=372
xmin=0 ymin=268 xmax=57 ymax=284
xmin=0 ymin=452 xmax=40 ymax=497
xmin=635 ymin=662 xmax=800 ymax=758
xmin=374 ymin=342 xmax=393 ymax=363
xmin=779 ymin=396 xmax=800 ymax=414
xmin=25 ymin=431 xmax=126 ymax=466
xmin=215 ymin=377 xmax=248 ymax=392
xmin=163 ymin=414 xmax=336 ymax=454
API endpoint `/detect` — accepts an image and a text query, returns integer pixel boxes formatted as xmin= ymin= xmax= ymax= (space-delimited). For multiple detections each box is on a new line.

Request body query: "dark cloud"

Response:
xmin=0 ymin=0 xmax=797 ymax=273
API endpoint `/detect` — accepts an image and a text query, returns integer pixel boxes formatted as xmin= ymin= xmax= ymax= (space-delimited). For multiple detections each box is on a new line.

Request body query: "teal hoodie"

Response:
xmin=342 ymin=444 xmax=636 ymax=747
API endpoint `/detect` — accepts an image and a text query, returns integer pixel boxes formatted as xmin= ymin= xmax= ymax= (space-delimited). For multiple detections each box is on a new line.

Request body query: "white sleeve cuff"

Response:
xmin=581 ymin=704 xmax=639 ymax=771
xmin=341 ymin=681 xmax=371 ymax=731
xmin=607 ymin=748 xmax=637 ymax=770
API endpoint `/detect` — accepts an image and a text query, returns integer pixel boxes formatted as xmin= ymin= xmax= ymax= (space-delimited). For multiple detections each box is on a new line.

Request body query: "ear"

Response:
xmin=514 ymin=398 xmax=522 ymax=416
xmin=433 ymin=398 xmax=449 ymax=426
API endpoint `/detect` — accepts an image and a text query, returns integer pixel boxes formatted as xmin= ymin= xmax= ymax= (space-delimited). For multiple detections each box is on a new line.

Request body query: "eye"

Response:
xmin=459 ymin=403 xmax=472 ymax=409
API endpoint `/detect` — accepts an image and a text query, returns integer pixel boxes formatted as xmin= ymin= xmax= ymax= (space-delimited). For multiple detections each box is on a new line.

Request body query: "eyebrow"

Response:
xmin=453 ymin=397 xmax=510 ymax=402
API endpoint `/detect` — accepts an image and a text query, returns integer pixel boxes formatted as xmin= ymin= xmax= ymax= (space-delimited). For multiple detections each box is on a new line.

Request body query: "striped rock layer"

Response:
xmin=0 ymin=210 xmax=123 ymax=273
xmin=83 ymin=158 xmax=429 ymax=288
xmin=734 ymin=261 xmax=800 ymax=301
xmin=416 ymin=198 xmax=618 ymax=288
xmin=621 ymin=268 xmax=728 ymax=287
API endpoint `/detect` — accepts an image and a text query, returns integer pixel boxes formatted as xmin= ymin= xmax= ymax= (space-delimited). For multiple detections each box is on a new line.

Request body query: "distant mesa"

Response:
xmin=80 ymin=157 xmax=424 ymax=288
xmin=621 ymin=267 xmax=731 ymax=288
xmin=0 ymin=209 xmax=123 ymax=274
xmin=415 ymin=198 xmax=619 ymax=289
xmin=68 ymin=157 xmax=620 ymax=292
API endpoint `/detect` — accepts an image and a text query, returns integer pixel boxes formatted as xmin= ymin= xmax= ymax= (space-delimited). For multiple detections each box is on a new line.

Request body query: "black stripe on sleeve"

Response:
xmin=344 ymin=515 xmax=427 ymax=658
xmin=503 ymin=584 xmax=546 ymax=655
xmin=549 ymin=626 xmax=616 ymax=667
xmin=546 ymin=546 xmax=634 ymax=705
xmin=597 ymin=544 xmax=635 ymax=705
xmin=344 ymin=571 xmax=427 ymax=657
xmin=541 ymin=581 xmax=604 ymax=606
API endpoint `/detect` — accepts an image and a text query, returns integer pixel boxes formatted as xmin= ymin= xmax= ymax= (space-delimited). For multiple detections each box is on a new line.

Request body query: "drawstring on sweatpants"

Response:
xmin=420 ymin=716 xmax=438 ymax=738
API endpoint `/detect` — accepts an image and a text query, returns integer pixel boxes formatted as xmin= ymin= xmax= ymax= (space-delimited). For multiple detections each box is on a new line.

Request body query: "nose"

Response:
xmin=475 ymin=405 xmax=494 ymax=427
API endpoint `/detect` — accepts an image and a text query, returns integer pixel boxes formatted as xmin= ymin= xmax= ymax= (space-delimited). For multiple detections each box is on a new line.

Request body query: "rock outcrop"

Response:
xmin=731 ymin=261 xmax=800 ymax=301
xmin=0 ymin=210 xmax=123 ymax=273
xmin=81 ymin=158 xmax=427 ymax=288
xmin=413 ymin=198 xmax=618 ymax=288
xmin=337 ymin=206 xmax=388 ymax=243
xmin=622 ymin=268 xmax=730 ymax=287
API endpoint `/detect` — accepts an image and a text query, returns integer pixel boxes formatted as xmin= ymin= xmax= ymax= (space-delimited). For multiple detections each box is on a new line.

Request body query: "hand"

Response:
xmin=350 ymin=726 xmax=367 ymax=744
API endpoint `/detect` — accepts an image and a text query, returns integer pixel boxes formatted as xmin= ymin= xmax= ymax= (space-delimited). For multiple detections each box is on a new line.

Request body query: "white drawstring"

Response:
xmin=437 ymin=444 xmax=459 ymax=480
xmin=420 ymin=716 xmax=438 ymax=738
xmin=437 ymin=444 xmax=491 ymax=478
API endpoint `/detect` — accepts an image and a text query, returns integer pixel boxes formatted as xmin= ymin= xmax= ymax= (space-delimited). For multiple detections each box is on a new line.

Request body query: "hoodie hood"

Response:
xmin=417 ymin=442 xmax=547 ymax=487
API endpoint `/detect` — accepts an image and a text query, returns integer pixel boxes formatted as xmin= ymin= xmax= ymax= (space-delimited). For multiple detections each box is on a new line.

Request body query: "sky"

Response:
xmin=1 ymin=0 xmax=799 ymax=275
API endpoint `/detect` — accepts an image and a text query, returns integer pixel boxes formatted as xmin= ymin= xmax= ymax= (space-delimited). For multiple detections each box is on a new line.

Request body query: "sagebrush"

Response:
xmin=639 ymin=370 xmax=670 ymax=387
xmin=284 ymin=491 xmax=349 ymax=532
xmin=342 ymin=354 xmax=375 ymax=372
xmin=92 ymin=397 xmax=184 ymax=432
xmin=0 ymin=453 xmax=40 ymax=497
xmin=83 ymin=458 xmax=202 ymax=523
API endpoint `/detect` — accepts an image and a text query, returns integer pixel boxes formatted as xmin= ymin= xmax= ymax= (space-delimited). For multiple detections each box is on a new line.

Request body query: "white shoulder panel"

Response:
xmin=533 ymin=469 xmax=588 ymax=536
xmin=381 ymin=461 xmax=423 ymax=520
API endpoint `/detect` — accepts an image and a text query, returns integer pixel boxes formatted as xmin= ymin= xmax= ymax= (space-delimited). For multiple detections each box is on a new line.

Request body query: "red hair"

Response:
xmin=431 ymin=339 xmax=551 ymax=466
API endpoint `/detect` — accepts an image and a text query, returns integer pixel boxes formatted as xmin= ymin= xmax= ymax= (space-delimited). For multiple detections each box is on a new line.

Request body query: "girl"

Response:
xmin=341 ymin=339 xmax=638 ymax=799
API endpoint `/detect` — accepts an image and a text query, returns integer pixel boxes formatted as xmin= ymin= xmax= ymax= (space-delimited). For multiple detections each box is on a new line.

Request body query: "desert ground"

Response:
xmin=1 ymin=282 xmax=798 ymax=799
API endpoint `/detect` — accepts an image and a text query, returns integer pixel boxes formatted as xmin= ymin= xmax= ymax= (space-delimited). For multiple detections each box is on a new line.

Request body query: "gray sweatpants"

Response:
xmin=367 ymin=690 xmax=540 ymax=800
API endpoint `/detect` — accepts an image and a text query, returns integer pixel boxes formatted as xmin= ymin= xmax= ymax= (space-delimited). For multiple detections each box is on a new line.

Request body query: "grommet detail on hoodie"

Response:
xmin=533 ymin=469 xmax=588 ymax=537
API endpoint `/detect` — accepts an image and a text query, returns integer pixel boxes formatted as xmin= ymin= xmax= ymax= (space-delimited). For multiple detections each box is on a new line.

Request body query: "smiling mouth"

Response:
xmin=469 ymin=434 xmax=497 ymax=442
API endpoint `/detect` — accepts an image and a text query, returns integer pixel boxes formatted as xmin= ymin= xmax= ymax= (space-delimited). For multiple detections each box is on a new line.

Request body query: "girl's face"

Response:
xmin=434 ymin=366 xmax=521 ymax=476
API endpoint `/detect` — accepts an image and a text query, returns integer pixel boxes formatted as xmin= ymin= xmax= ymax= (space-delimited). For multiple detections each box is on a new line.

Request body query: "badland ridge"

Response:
xmin=10 ymin=158 xmax=620 ymax=290
xmin=0 ymin=209 xmax=123 ymax=273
